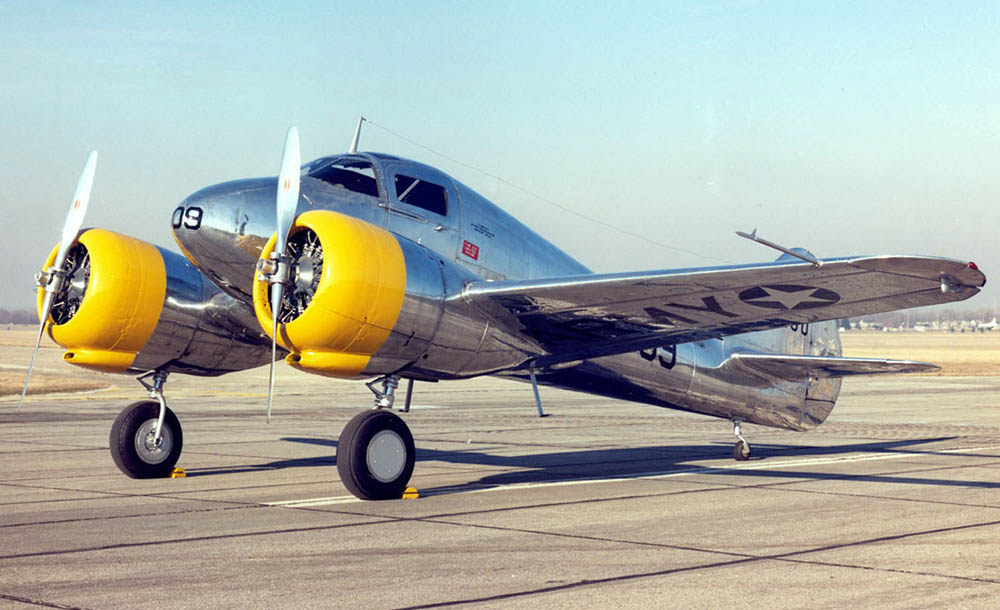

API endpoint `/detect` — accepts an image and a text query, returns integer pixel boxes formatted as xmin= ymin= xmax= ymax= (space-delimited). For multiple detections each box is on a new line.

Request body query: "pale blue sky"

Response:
xmin=2 ymin=1 xmax=998 ymax=310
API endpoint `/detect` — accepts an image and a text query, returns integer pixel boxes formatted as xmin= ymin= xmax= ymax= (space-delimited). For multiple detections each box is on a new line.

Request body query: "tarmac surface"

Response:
xmin=3 ymin=345 xmax=1000 ymax=609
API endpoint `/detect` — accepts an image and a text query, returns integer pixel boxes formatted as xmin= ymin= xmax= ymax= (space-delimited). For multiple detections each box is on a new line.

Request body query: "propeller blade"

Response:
xmin=275 ymin=126 xmax=300 ymax=256
xmin=54 ymin=151 xmax=97 ymax=272
xmin=18 ymin=151 xmax=98 ymax=411
xmin=266 ymin=127 xmax=300 ymax=422
xmin=17 ymin=292 xmax=54 ymax=411
xmin=267 ymin=282 xmax=283 ymax=423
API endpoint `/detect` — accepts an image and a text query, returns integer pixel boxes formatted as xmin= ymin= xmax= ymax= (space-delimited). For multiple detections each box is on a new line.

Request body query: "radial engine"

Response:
xmin=37 ymin=228 xmax=272 ymax=375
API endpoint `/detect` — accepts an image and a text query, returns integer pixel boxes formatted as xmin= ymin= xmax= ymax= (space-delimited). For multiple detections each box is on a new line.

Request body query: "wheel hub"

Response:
xmin=135 ymin=418 xmax=173 ymax=465
xmin=366 ymin=429 xmax=407 ymax=483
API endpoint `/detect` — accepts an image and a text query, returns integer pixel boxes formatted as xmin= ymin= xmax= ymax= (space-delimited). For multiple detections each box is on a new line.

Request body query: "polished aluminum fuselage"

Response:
xmin=173 ymin=153 xmax=841 ymax=431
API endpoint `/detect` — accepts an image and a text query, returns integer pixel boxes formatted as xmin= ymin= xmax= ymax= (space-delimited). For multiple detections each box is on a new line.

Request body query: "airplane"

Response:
xmin=18 ymin=122 xmax=986 ymax=501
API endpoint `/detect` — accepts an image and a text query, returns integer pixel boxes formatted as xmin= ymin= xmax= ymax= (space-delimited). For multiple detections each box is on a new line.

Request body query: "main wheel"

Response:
xmin=337 ymin=410 xmax=415 ymax=501
xmin=110 ymin=401 xmax=183 ymax=478
xmin=733 ymin=439 xmax=751 ymax=461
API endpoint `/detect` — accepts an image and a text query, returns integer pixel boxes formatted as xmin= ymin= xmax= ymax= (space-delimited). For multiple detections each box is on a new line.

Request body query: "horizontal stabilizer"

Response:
xmin=726 ymin=353 xmax=939 ymax=380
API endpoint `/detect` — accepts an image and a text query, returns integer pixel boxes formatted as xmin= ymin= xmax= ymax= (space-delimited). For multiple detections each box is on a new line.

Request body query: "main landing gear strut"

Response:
xmin=337 ymin=374 xmax=417 ymax=500
xmin=109 ymin=370 xmax=183 ymax=478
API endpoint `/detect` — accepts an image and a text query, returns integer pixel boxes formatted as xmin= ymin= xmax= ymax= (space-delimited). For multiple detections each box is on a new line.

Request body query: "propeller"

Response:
xmin=18 ymin=151 xmax=98 ymax=410
xmin=265 ymin=127 xmax=301 ymax=422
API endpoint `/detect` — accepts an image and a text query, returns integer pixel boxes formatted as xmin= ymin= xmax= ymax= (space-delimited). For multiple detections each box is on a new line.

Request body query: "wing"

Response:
xmin=461 ymin=255 xmax=984 ymax=366
xmin=724 ymin=354 xmax=939 ymax=380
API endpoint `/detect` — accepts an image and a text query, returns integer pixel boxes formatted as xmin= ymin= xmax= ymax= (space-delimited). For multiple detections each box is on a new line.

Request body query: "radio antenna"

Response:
xmin=736 ymin=229 xmax=821 ymax=267
xmin=348 ymin=116 xmax=366 ymax=154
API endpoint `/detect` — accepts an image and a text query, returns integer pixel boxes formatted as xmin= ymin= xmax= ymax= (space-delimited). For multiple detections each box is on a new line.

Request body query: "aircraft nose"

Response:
xmin=171 ymin=178 xmax=278 ymax=298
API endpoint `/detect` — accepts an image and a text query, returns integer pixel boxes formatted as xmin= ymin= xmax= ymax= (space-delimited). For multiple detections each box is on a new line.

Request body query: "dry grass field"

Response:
xmin=840 ymin=330 xmax=1000 ymax=376
xmin=1 ymin=327 xmax=997 ymax=397
xmin=0 ymin=373 xmax=108 ymax=397
xmin=0 ymin=328 xmax=110 ymax=397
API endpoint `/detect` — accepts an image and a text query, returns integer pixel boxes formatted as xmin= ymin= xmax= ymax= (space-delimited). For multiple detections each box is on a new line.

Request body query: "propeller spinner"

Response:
xmin=18 ymin=151 xmax=98 ymax=410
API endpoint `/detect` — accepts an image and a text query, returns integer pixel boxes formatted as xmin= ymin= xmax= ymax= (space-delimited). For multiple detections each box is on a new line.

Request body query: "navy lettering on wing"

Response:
xmin=643 ymin=307 xmax=698 ymax=326
xmin=664 ymin=296 xmax=739 ymax=318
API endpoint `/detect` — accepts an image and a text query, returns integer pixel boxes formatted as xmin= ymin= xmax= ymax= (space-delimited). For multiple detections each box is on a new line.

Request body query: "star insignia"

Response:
xmin=738 ymin=285 xmax=840 ymax=310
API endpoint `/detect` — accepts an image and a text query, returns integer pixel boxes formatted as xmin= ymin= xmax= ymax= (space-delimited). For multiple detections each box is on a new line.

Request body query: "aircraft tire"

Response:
xmin=733 ymin=439 xmax=750 ymax=461
xmin=337 ymin=410 xmax=415 ymax=501
xmin=109 ymin=401 xmax=183 ymax=478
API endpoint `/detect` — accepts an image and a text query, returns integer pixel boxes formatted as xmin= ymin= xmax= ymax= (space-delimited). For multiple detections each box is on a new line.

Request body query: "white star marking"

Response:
xmin=747 ymin=286 xmax=828 ymax=309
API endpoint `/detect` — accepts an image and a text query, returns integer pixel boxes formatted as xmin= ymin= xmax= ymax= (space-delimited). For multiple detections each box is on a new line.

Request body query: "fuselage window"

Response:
xmin=306 ymin=160 xmax=380 ymax=198
xmin=394 ymin=175 xmax=447 ymax=216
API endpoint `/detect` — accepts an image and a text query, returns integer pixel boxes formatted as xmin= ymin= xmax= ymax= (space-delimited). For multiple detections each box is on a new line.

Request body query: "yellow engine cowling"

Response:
xmin=252 ymin=210 xmax=407 ymax=378
xmin=38 ymin=229 xmax=167 ymax=373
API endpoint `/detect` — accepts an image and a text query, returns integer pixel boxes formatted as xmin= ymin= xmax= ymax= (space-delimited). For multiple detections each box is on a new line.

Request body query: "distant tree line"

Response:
xmin=849 ymin=307 xmax=999 ymax=329
xmin=0 ymin=309 xmax=37 ymax=324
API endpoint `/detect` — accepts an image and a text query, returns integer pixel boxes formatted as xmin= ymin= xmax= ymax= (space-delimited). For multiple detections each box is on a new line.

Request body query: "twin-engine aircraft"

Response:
xmin=20 ymin=125 xmax=986 ymax=500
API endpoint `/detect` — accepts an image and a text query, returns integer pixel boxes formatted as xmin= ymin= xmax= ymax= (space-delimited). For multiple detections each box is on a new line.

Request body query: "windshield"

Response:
xmin=303 ymin=157 xmax=380 ymax=198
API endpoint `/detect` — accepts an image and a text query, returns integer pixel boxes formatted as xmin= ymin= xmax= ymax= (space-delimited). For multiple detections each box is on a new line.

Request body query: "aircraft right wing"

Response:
xmin=460 ymin=255 xmax=985 ymax=368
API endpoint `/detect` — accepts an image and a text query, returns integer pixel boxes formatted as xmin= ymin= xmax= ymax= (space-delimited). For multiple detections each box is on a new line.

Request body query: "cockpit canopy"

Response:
xmin=302 ymin=154 xmax=450 ymax=218
xmin=302 ymin=156 xmax=380 ymax=198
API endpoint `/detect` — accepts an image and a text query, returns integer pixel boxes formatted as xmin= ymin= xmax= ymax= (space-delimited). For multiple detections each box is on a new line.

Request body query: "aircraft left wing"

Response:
xmin=460 ymin=255 xmax=984 ymax=367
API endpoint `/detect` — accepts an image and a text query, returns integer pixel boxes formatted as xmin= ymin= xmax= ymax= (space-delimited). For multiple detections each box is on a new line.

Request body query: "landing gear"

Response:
xmin=338 ymin=375 xmax=417 ymax=500
xmin=110 ymin=400 xmax=183 ymax=478
xmin=109 ymin=369 xmax=183 ymax=478
xmin=337 ymin=409 xmax=415 ymax=500
xmin=732 ymin=419 xmax=751 ymax=461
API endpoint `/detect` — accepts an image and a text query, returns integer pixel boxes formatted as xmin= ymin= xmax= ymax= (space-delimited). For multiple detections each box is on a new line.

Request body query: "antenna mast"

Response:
xmin=348 ymin=116 xmax=366 ymax=154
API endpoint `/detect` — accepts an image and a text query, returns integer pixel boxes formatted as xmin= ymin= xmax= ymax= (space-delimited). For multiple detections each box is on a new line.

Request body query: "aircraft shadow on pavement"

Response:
xmin=410 ymin=437 xmax=1000 ymax=496
xmin=192 ymin=435 xmax=1000 ymax=496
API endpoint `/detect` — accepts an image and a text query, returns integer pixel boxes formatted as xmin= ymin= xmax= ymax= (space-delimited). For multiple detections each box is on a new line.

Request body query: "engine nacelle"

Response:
xmin=253 ymin=210 xmax=428 ymax=378
xmin=253 ymin=210 xmax=541 ymax=380
xmin=39 ymin=228 xmax=271 ymax=375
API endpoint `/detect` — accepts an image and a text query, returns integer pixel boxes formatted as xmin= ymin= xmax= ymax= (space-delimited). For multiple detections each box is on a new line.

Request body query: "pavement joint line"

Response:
xmin=395 ymin=518 xmax=1000 ymax=609
xmin=0 ymin=591 xmax=94 ymax=610
xmin=0 ymin=517 xmax=402 ymax=561
xmin=0 ymin=480 xmax=297 ymax=510
xmin=422 ymin=513 xmax=1000 ymax=584
xmin=0 ymin=502 xmax=258 ymax=530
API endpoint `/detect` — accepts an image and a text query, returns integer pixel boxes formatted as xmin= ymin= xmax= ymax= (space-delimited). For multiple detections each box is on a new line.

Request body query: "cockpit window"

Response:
xmin=394 ymin=174 xmax=447 ymax=216
xmin=304 ymin=158 xmax=380 ymax=198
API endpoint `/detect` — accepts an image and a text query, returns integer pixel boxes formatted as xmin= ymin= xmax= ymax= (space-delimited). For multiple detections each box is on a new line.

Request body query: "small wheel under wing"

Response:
xmin=337 ymin=410 xmax=415 ymax=501
xmin=109 ymin=400 xmax=183 ymax=478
